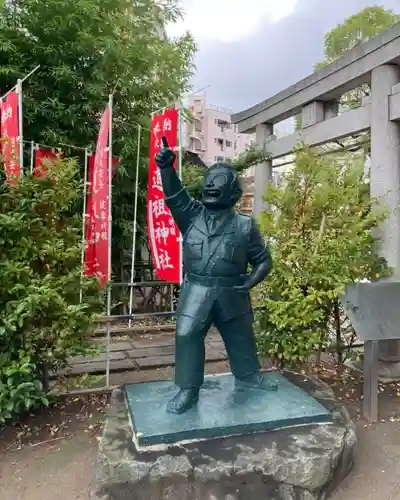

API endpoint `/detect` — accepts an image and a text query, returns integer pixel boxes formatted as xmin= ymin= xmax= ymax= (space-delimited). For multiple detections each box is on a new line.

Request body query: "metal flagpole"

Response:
xmin=177 ymin=102 xmax=184 ymax=285
xmin=0 ymin=65 xmax=40 ymax=102
xmin=30 ymin=141 xmax=35 ymax=173
xmin=79 ymin=148 xmax=89 ymax=303
xmin=128 ymin=125 xmax=142 ymax=329
xmin=23 ymin=139 xmax=87 ymax=152
xmin=17 ymin=79 xmax=23 ymax=174
xmin=106 ymin=94 xmax=113 ymax=388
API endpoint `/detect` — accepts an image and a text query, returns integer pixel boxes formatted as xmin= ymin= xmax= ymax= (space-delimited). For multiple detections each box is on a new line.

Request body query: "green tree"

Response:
xmin=296 ymin=6 xmax=399 ymax=128
xmin=0 ymin=0 xmax=196 ymax=283
xmin=318 ymin=6 xmax=400 ymax=110
xmin=321 ymin=6 xmax=400 ymax=63
xmin=0 ymin=159 xmax=103 ymax=422
xmin=255 ymin=145 xmax=389 ymax=367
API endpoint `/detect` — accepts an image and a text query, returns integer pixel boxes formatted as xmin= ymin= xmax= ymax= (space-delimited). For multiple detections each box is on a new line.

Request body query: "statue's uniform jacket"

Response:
xmin=164 ymin=181 xmax=272 ymax=390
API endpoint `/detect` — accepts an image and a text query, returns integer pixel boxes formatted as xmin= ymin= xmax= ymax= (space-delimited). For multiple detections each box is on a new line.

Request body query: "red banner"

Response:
xmin=1 ymin=90 xmax=21 ymax=184
xmin=84 ymin=152 xmax=118 ymax=279
xmin=91 ymin=105 xmax=111 ymax=289
xmin=34 ymin=147 xmax=58 ymax=177
xmin=146 ymin=108 xmax=180 ymax=283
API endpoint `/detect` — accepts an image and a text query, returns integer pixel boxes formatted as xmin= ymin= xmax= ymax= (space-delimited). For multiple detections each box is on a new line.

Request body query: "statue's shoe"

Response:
xmin=166 ymin=388 xmax=200 ymax=414
xmin=235 ymin=373 xmax=278 ymax=391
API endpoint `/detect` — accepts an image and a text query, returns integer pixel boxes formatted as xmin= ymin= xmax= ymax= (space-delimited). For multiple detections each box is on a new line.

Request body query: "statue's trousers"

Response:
xmin=174 ymin=273 xmax=261 ymax=389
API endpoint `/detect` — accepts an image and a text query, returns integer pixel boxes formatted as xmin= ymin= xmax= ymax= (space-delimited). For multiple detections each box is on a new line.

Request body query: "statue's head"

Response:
xmin=201 ymin=163 xmax=243 ymax=209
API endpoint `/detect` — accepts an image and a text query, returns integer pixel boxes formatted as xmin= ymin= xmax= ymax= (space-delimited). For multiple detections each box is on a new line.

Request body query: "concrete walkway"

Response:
xmin=333 ymin=420 xmax=400 ymax=499
xmin=1 ymin=388 xmax=400 ymax=500
xmin=2 ymin=330 xmax=400 ymax=500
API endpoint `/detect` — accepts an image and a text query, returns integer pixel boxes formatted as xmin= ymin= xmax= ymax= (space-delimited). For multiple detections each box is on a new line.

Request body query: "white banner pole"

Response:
xmin=79 ymin=148 xmax=89 ymax=303
xmin=0 ymin=65 xmax=40 ymax=102
xmin=108 ymin=94 xmax=113 ymax=284
xmin=106 ymin=94 xmax=113 ymax=388
xmin=178 ymin=102 xmax=184 ymax=285
xmin=30 ymin=140 xmax=35 ymax=174
xmin=128 ymin=125 xmax=142 ymax=329
xmin=17 ymin=79 xmax=23 ymax=174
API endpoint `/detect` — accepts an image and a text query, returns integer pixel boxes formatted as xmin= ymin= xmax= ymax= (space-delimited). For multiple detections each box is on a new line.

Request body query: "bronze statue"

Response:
xmin=155 ymin=137 xmax=276 ymax=414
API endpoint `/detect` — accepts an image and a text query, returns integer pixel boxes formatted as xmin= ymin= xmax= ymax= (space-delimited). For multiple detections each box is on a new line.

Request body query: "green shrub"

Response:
xmin=255 ymin=145 xmax=389 ymax=367
xmin=0 ymin=159 xmax=103 ymax=422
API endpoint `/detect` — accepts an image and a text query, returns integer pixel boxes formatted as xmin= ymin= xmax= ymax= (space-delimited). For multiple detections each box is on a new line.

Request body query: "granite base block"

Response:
xmin=125 ymin=372 xmax=331 ymax=447
xmin=90 ymin=372 xmax=357 ymax=500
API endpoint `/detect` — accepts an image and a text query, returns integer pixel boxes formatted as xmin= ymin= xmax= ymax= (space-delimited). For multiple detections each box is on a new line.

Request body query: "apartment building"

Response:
xmin=183 ymin=95 xmax=254 ymax=167
xmin=183 ymin=94 xmax=291 ymax=214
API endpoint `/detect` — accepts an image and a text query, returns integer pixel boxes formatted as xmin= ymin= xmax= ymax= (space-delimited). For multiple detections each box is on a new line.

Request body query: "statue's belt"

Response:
xmin=186 ymin=273 xmax=247 ymax=287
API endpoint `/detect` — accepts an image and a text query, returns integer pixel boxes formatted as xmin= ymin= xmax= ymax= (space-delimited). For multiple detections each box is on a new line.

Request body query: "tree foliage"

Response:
xmin=317 ymin=6 xmax=400 ymax=110
xmin=0 ymin=159 xmax=103 ymax=422
xmin=0 ymin=0 xmax=196 ymax=282
xmin=296 ymin=6 xmax=399 ymax=128
xmin=321 ymin=6 xmax=400 ymax=62
xmin=255 ymin=145 xmax=389 ymax=367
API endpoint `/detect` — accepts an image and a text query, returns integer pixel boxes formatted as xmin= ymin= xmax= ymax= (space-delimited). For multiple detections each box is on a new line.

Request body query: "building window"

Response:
xmin=226 ymin=140 xmax=232 ymax=147
xmin=215 ymin=156 xmax=224 ymax=162
xmin=195 ymin=121 xmax=202 ymax=132
xmin=216 ymin=119 xmax=231 ymax=131
xmin=214 ymin=137 xmax=223 ymax=151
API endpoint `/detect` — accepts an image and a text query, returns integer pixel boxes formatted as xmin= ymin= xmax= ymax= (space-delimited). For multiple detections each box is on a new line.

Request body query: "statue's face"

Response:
xmin=201 ymin=164 xmax=241 ymax=209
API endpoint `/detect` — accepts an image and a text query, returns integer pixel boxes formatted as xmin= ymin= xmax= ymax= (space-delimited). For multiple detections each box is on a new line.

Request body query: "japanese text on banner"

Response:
xmin=1 ymin=91 xmax=21 ymax=185
xmin=91 ymin=105 xmax=111 ymax=289
xmin=84 ymin=154 xmax=118 ymax=281
xmin=146 ymin=108 xmax=180 ymax=283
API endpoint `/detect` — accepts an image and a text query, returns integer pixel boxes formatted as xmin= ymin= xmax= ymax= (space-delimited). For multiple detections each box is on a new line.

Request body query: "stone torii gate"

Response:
xmin=232 ymin=23 xmax=400 ymax=379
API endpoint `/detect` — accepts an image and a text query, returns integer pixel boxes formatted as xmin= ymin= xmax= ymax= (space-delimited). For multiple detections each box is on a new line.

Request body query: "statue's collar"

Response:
xmin=192 ymin=207 xmax=236 ymax=236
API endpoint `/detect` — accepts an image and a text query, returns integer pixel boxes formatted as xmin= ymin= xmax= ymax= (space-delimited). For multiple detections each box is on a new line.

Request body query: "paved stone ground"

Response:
xmin=1 ymin=331 xmax=400 ymax=500
xmin=1 ymin=384 xmax=400 ymax=500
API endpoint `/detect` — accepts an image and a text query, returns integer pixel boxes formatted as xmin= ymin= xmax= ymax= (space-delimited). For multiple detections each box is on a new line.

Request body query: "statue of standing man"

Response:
xmin=155 ymin=137 xmax=277 ymax=415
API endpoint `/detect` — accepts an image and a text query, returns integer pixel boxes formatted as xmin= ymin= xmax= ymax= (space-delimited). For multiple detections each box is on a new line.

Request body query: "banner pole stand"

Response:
xmin=79 ymin=148 xmax=89 ymax=303
xmin=128 ymin=125 xmax=142 ymax=329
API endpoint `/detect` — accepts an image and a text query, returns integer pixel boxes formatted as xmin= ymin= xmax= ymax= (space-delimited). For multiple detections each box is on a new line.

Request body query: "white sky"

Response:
xmin=167 ymin=0 xmax=298 ymax=43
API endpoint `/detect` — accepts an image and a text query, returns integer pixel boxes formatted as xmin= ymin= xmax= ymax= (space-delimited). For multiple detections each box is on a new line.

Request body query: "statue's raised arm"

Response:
xmin=155 ymin=136 xmax=201 ymax=235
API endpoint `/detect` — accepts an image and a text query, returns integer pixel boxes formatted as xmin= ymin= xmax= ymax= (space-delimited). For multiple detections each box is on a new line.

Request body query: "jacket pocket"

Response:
xmin=222 ymin=241 xmax=243 ymax=264
xmin=185 ymin=240 xmax=203 ymax=260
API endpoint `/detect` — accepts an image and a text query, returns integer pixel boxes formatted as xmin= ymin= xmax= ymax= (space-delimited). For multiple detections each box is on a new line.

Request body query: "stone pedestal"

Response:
xmin=90 ymin=372 xmax=356 ymax=500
